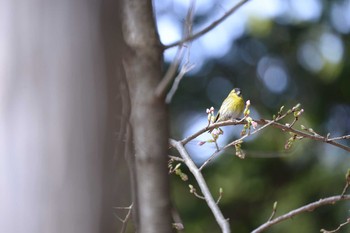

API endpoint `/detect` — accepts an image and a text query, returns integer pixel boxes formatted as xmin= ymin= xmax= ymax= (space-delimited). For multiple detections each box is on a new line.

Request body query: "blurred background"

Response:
xmin=155 ymin=0 xmax=350 ymax=232
xmin=0 ymin=1 xmax=127 ymax=233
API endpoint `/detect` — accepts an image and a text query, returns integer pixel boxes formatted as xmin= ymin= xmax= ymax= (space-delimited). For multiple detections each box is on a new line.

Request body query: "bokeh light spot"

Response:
xmin=156 ymin=15 xmax=182 ymax=62
xmin=319 ymin=32 xmax=343 ymax=64
xmin=243 ymin=0 xmax=287 ymax=19
xmin=257 ymin=57 xmax=288 ymax=93
xmin=263 ymin=66 xmax=288 ymax=93
xmin=290 ymin=0 xmax=322 ymax=22
xmin=199 ymin=26 xmax=232 ymax=58
xmin=331 ymin=0 xmax=350 ymax=34
xmin=297 ymin=42 xmax=323 ymax=73
xmin=157 ymin=16 xmax=181 ymax=45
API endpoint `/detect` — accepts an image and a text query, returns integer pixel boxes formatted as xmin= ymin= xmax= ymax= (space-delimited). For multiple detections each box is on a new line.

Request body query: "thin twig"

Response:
xmin=114 ymin=203 xmax=133 ymax=233
xmin=170 ymin=139 xmax=230 ymax=233
xmin=327 ymin=135 xmax=350 ymax=141
xmin=259 ymin=120 xmax=350 ymax=153
xmin=287 ymin=117 xmax=298 ymax=128
xmin=216 ymin=188 xmax=223 ymax=204
xmin=341 ymin=172 xmax=350 ymax=197
xmin=189 ymin=184 xmax=206 ymax=200
xmin=168 ymin=155 xmax=185 ymax=162
xmin=320 ymin=218 xmax=350 ymax=233
xmin=156 ymin=0 xmax=196 ymax=99
xmin=114 ymin=206 xmax=133 ymax=210
xmin=251 ymin=195 xmax=350 ymax=233
xmin=164 ymin=0 xmax=250 ymax=49
xmin=155 ymin=47 xmax=186 ymax=98
xmin=165 ymin=63 xmax=195 ymax=103
xmin=199 ymin=148 xmax=223 ymax=171
xmin=267 ymin=202 xmax=278 ymax=222
xmin=214 ymin=140 xmax=220 ymax=152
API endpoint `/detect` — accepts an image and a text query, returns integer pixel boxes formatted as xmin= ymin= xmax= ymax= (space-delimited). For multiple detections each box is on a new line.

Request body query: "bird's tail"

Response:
xmin=208 ymin=113 xmax=220 ymax=133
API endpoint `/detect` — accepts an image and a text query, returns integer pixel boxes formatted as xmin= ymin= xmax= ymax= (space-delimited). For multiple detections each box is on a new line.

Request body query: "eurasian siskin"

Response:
xmin=210 ymin=88 xmax=244 ymax=132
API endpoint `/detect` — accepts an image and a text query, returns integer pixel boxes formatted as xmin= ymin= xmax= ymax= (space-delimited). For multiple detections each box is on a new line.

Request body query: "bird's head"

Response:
xmin=232 ymin=88 xmax=242 ymax=97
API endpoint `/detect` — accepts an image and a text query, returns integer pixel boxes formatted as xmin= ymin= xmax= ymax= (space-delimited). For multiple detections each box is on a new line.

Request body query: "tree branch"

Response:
xmin=251 ymin=195 xmax=350 ymax=233
xmin=257 ymin=120 xmax=350 ymax=153
xmin=178 ymin=116 xmax=350 ymax=154
xmin=199 ymin=117 xmax=279 ymax=170
xmin=169 ymin=139 xmax=231 ymax=233
xmin=320 ymin=218 xmax=350 ymax=233
xmin=155 ymin=0 xmax=195 ymax=99
xmin=170 ymin=105 xmax=350 ymax=232
xmin=165 ymin=63 xmax=195 ymax=103
xmin=163 ymin=0 xmax=250 ymax=49
xmin=114 ymin=203 xmax=133 ymax=233
xmin=155 ymin=46 xmax=186 ymax=98
xmin=180 ymin=119 xmax=244 ymax=146
xmin=175 ymin=105 xmax=350 ymax=170
xmin=328 ymin=135 xmax=350 ymax=141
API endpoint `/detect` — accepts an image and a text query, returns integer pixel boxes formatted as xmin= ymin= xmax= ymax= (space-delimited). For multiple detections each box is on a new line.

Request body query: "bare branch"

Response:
xmin=169 ymin=139 xmax=231 ymax=233
xmin=155 ymin=42 xmax=186 ymax=98
xmin=189 ymin=184 xmax=206 ymax=200
xmin=170 ymin=103 xmax=350 ymax=232
xmin=320 ymin=218 xmax=350 ymax=233
xmin=170 ymin=104 xmax=350 ymax=232
xmin=176 ymin=104 xmax=350 ymax=170
xmin=259 ymin=120 xmax=350 ymax=153
xmin=180 ymin=118 xmax=244 ymax=146
xmin=341 ymin=170 xmax=350 ymax=197
xmin=251 ymin=195 xmax=350 ymax=233
xmin=181 ymin=104 xmax=295 ymax=146
xmin=114 ymin=203 xmax=133 ymax=233
xmin=199 ymin=118 xmax=275 ymax=170
xmin=165 ymin=63 xmax=195 ymax=103
xmin=327 ymin=135 xmax=350 ymax=141
xmin=164 ymin=0 xmax=250 ymax=49
xmin=156 ymin=0 xmax=195 ymax=99
xmin=178 ymin=110 xmax=350 ymax=157
xmin=168 ymin=155 xmax=185 ymax=162
xmin=342 ymin=186 xmax=350 ymax=195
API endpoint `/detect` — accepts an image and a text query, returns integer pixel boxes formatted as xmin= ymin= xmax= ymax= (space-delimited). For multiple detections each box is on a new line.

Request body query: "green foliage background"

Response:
xmin=165 ymin=1 xmax=350 ymax=232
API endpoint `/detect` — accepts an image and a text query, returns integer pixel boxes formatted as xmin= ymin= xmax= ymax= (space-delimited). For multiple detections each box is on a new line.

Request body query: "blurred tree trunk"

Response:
xmin=122 ymin=0 xmax=173 ymax=233
xmin=0 ymin=0 xmax=130 ymax=233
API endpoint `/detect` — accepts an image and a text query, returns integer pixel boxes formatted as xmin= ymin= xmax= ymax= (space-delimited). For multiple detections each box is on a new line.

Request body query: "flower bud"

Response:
xmin=197 ymin=141 xmax=206 ymax=146
xmin=252 ymin=121 xmax=258 ymax=129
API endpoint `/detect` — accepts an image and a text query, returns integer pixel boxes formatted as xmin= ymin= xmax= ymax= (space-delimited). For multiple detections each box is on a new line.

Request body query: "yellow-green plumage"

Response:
xmin=214 ymin=88 xmax=244 ymax=123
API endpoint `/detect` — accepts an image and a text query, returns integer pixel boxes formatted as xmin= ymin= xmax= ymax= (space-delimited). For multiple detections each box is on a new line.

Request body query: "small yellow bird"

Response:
xmin=210 ymin=88 xmax=244 ymax=132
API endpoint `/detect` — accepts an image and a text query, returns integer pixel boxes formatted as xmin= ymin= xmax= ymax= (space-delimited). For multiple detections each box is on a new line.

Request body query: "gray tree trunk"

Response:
xmin=122 ymin=0 xmax=173 ymax=233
